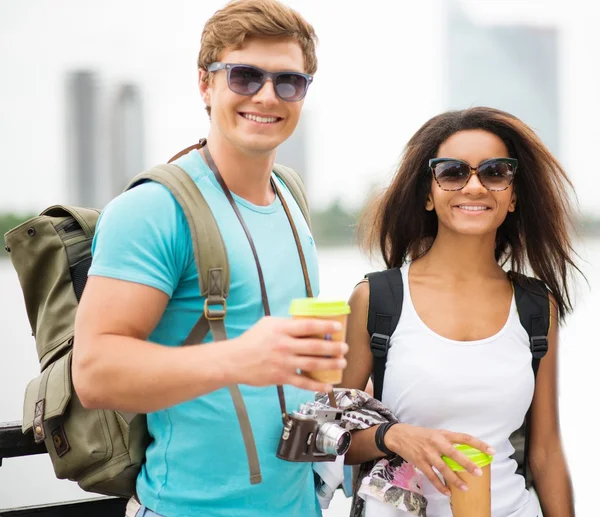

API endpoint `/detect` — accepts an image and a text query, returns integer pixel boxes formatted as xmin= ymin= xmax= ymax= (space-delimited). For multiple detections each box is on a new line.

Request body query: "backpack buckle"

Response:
xmin=204 ymin=299 xmax=227 ymax=321
xmin=530 ymin=335 xmax=548 ymax=359
xmin=370 ymin=333 xmax=390 ymax=358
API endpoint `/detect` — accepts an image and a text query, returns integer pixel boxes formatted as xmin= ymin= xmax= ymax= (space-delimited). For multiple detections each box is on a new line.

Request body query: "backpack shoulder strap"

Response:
xmin=124 ymin=164 xmax=229 ymax=320
xmin=272 ymin=164 xmax=312 ymax=230
xmin=365 ymin=268 xmax=404 ymax=401
xmin=511 ymin=272 xmax=550 ymax=377
xmin=510 ymin=271 xmax=550 ymax=489
xmin=123 ymin=163 xmax=262 ymax=485
xmin=166 ymin=137 xmax=311 ymax=230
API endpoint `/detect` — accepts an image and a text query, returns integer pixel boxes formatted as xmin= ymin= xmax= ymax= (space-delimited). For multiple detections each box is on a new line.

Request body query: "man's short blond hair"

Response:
xmin=198 ymin=0 xmax=318 ymax=84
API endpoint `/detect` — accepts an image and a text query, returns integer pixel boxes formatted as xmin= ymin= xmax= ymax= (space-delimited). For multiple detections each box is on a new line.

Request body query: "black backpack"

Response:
xmin=365 ymin=268 xmax=550 ymax=489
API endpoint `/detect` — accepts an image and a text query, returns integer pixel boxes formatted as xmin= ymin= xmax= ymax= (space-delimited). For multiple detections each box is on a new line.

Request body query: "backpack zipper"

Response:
xmin=57 ymin=219 xmax=84 ymax=240
xmin=62 ymin=221 xmax=80 ymax=233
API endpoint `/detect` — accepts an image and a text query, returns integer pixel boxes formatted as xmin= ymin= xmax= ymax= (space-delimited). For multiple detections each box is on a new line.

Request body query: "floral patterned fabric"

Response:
xmin=314 ymin=389 xmax=427 ymax=517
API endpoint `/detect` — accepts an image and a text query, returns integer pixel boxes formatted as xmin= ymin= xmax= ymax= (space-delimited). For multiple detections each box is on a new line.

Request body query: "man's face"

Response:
xmin=200 ymin=37 xmax=308 ymax=156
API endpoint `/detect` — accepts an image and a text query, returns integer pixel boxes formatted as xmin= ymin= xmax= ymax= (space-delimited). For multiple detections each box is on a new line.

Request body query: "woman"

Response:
xmin=341 ymin=107 xmax=578 ymax=517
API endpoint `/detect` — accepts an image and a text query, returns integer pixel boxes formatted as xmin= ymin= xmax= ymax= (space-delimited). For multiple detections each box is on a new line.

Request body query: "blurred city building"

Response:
xmin=66 ymin=71 xmax=145 ymax=208
xmin=110 ymin=84 xmax=145 ymax=195
xmin=65 ymin=70 xmax=99 ymax=208
xmin=445 ymin=0 xmax=560 ymax=156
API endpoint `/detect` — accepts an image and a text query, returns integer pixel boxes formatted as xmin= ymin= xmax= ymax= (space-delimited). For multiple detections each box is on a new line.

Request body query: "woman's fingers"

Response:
xmin=388 ymin=426 xmax=493 ymax=498
xmin=421 ymin=464 xmax=451 ymax=497
xmin=430 ymin=456 xmax=468 ymax=493
xmin=445 ymin=431 xmax=496 ymax=455
xmin=440 ymin=445 xmax=480 ymax=477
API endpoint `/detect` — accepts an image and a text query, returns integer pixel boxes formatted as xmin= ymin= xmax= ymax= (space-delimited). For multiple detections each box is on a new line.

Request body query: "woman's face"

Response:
xmin=427 ymin=129 xmax=517 ymax=237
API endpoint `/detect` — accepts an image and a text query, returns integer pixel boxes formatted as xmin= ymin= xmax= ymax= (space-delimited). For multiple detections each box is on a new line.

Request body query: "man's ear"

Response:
xmin=199 ymin=69 xmax=211 ymax=106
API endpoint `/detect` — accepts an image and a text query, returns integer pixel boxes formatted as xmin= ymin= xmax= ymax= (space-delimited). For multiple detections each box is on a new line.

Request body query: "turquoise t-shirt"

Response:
xmin=89 ymin=150 xmax=321 ymax=517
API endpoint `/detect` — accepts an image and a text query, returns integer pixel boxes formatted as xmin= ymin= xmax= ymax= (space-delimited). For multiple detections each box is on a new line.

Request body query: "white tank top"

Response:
xmin=366 ymin=264 xmax=540 ymax=517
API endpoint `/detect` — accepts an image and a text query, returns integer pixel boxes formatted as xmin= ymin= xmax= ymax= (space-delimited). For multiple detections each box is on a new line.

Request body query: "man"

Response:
xmin=72 ymin=1 xmax=347 ymax=516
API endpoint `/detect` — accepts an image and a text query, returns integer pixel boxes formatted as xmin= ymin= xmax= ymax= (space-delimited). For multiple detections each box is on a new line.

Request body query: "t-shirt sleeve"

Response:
xmin=89 ymin=181 xmax=192 ymax=297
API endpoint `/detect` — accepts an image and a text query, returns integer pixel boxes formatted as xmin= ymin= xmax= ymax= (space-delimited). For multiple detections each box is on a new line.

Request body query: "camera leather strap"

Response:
xmin=202 ymin=141 xmax=315 ymax=424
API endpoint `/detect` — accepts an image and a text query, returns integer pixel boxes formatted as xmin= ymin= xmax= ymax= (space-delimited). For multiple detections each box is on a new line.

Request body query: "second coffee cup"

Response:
xmin=288 ymin=298 xmax=350 ymax=384
xmin=441 ymin=444 xmax=493 ymax=517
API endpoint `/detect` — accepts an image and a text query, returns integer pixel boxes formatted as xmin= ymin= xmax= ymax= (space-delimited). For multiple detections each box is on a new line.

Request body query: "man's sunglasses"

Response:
xmin=429 ymin=157 xmax=518 ymax=192
xmin=206 ymin=62 xmax=313 ymax=102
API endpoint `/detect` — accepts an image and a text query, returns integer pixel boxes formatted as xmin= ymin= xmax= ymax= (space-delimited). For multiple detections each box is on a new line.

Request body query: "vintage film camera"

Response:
xmin=276 ymin=401 xmax=351 ymax=462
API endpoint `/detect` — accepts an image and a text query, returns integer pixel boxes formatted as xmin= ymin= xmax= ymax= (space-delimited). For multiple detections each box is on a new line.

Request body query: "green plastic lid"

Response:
xmin=441 ymin=444 xmax=493 ymax=472
xmin=289 ymin=298 xmax=351 ymax=317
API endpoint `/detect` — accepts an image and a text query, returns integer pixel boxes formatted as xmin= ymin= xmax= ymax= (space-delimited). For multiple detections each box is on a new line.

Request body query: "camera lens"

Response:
xmin=316 ymin=422 xmax=351 ymax=456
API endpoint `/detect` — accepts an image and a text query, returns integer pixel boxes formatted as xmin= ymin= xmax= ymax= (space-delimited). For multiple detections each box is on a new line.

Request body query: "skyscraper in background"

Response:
xmin=66 ymin=72 xmax=146 ymax=208
xmin=444 ymin=0 xmax=560 ymax=156
xmin=65 ymin=70 xmax=99 ymax=207
xmin=110 ymin=84 xmax=145 ymax=196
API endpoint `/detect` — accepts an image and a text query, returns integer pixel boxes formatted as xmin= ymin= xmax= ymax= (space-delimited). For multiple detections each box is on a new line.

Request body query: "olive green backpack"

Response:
xmin=3 ymin=154 xmax=311 ymax=498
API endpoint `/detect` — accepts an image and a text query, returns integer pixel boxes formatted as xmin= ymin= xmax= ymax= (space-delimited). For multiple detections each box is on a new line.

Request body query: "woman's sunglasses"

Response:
xmin=429 ymin=157 xmax=518 ymax=192
xmin=206 ymin=62 xmax=313 ymax=102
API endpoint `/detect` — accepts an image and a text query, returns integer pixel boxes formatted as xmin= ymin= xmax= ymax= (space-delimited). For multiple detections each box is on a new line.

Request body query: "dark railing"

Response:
xmin=0 ymin=422 xmax=127 ymax=516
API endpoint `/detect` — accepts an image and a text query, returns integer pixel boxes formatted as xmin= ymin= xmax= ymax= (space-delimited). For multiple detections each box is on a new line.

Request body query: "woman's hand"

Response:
xmin=385 ymin=423 xmax=496 ymax=496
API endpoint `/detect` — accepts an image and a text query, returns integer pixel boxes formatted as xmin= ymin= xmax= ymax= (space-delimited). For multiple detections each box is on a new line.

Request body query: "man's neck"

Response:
xmin=202 ymin=131 xmax=276 ymax=206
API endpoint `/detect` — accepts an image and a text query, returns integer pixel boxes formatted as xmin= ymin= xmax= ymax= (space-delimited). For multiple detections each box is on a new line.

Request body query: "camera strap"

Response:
xmin=202 ymin=141 xmax=315 ymax=424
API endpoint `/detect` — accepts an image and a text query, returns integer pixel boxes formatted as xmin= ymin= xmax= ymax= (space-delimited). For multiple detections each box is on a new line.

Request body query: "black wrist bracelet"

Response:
xmin=375 ymin=422 xmax=397 ymax=456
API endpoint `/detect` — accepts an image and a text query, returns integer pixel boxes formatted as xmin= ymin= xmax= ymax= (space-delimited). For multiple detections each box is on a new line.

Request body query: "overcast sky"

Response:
xmin=1 ymin=0 xmax=599 ymax=215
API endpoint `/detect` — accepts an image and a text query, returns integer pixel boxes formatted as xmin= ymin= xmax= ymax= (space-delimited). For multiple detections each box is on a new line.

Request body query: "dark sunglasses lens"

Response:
xmin=229 ymin=66 xmax=264 ymax=95
xmin=434 ymin=161 xmax=470 ymax=190
xmin=479 ymin=161 xmax=515 ymax=190
xmin=275 ymin=73 xmax=308 ymax=101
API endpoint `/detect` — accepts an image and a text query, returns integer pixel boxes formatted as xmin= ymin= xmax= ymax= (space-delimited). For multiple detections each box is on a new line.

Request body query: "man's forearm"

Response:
xmin=532 ymin=451 xmax=575 ymax=517
xmin=73 ymin=334 xmax=238 ymax=413
xmin=345 ymin=425 xmax=387 ymax=465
